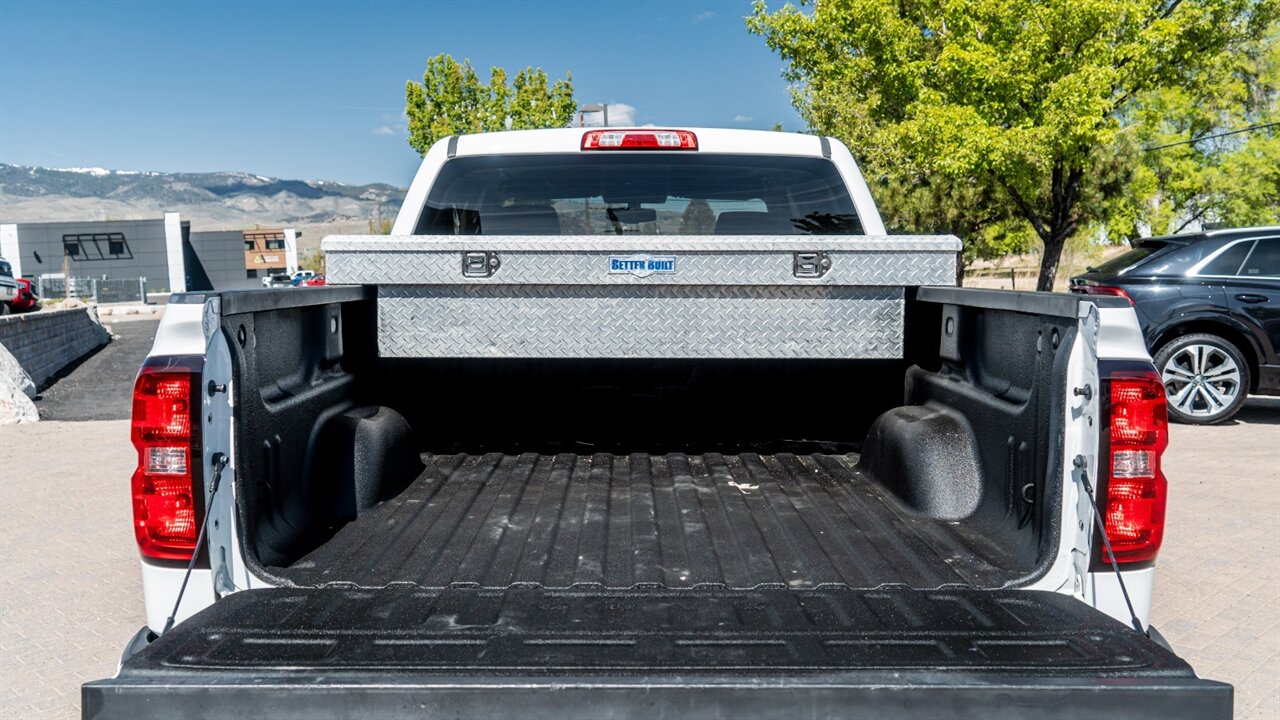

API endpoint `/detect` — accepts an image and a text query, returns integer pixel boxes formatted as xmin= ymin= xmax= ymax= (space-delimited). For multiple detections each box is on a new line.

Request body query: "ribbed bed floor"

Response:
xmin=278 ymin=453 xmax=1011 ymax=589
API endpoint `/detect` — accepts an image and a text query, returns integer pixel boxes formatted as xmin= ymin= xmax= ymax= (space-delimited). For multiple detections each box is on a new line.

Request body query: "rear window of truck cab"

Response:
xmin=413 ymin=154 xmax=863 ymax=236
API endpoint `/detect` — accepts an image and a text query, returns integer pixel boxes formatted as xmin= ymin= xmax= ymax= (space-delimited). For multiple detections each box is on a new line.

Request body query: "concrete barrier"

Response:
xmin=0 ymin=307 xmax=111 ymax=389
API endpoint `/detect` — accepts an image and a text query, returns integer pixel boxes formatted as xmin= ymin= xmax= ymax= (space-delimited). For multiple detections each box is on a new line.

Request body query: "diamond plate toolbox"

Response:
xmin=323 ymin=235 xmax=960 ymax=359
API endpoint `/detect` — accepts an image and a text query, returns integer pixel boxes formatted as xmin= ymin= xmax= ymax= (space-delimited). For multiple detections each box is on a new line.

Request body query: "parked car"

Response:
xmin=261 ymin=272 xmax=292 ymax=288
xmin=1071 ymin=227 xmax=1279 ymax=424
xmin=290 ymin=269 xmax=316 ymax=285
xmin=85 ymin=128 xmax=1229 ymax=719
xmin=299 ymin=274 xmax=326 ymax=287
xmin=10 ymin=278 xmax=41 ymax=313
xmin=0 ymin=257 xmax=18 ymax=314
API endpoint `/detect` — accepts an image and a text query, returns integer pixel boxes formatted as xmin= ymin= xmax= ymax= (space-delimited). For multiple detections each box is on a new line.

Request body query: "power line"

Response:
xmin=1142 ymin=121 xmax=1279 ymax=152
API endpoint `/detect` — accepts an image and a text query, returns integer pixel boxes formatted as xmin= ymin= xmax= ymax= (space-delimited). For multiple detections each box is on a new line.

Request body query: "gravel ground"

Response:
xmin=0 ymin=338 xmax=1276 ymax=719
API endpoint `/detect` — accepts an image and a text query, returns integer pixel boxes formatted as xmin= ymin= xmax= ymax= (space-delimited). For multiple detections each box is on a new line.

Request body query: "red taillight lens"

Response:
xmin=581 ymin=129 xmax=698 ymax=150
xmin=131 ymin=358 xmax=203 ymax=561
xmin=1070 ymin=284 xmax=1132 ymax=303
xmin=1100 ymin=372 xmax=1168 ymax=565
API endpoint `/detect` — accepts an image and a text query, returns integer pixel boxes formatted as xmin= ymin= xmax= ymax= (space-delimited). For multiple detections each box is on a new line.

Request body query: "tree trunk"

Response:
xmin=955 ymin=252 xmax=966 ymax=287
xmin=999 ymin=164 xmax=1082 ymax=292
xmin=1036 ymin=229 xmax=1070 ymax=291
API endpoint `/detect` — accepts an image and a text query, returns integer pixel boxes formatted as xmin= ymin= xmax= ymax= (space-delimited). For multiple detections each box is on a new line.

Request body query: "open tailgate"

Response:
xmin=84 ymin=586 xmax=1230 ymax=720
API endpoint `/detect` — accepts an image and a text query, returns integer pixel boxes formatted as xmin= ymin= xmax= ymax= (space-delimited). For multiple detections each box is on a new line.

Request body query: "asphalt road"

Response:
xmin=0 ymin=330 xmax=1276 ymax=719
xmin=32 ymin=318 xmax=159 ymax=421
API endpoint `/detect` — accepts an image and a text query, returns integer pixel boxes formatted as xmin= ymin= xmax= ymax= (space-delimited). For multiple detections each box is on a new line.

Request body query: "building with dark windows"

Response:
xmin=242 ymin=229 xmax=294 ymax=279
xmin=0 ymin=214 xmax=298 ymax=296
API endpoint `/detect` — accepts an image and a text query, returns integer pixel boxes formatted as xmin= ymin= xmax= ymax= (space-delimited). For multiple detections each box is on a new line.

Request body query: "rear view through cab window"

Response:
xmin=413 ymin=154 xmax=863 ymax=236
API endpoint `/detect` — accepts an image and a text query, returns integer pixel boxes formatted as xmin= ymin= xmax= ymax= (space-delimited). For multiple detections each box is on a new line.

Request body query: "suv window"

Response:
xmin=415 ymin=154 xmax=862 ymax=236
xmin=1198 ymin=240 xmax=1255 ymax=276
xmin=1092 ymin=244 xmax=1164 ymax=274
xmin=1239 ymin=238 xmax=1279 ymax=277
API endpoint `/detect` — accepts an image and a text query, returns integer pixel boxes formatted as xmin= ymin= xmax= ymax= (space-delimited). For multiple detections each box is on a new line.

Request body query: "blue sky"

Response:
xmin=0 ymin=0 xmax=803 ymax=186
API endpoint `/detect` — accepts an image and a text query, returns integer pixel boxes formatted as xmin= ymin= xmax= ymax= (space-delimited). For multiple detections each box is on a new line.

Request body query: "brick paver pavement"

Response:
xmin=1153 ymin=398 xmax=1280 ymax=720
xmin=1 ymin=420 xmax=140 ymax=720
xmin=1 ymin=400 xmax=1277 ymax=719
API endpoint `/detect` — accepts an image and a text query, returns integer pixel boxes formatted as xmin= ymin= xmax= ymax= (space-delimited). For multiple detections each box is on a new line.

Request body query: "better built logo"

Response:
xmin=608 ymin=254 xmax=677 ymax=278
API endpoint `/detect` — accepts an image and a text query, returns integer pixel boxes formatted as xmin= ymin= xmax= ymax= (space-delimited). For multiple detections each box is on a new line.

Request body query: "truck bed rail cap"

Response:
xmin=321 ymin=234 xmax=962 ymax=253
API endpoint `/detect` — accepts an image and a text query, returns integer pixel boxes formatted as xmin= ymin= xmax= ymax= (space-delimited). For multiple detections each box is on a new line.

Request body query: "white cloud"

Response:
xmin=607 ymin=103 xmax=637 ymax=125
xmin=580 ymin=102 xmax=638 ymax=127
xmin=371 ymin=126 xmax=397 ymax=136
xmin=692 ymin=10 xmax=715 ymax=23
xmin=732 ymin=115 xmax=753 ymax=122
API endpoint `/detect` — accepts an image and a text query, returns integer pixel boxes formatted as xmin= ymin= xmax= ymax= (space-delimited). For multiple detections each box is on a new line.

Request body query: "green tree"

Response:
xmin=680 ymin=198 xmax=716 ymax=233
xmin=508 ymin=67 xmax=578 ymax=131
xmin=874 ymin=173 xmax=1027 ymax=284
xmin=406 ymin=54 xmax=577 ymax=156
xmin=298 ymin=247 xmax=326 ymax=275
xmin=1130 ymin=25 xmax=1280 ymax=233
xmin=749 ymin=0 xmax=1277 ymax=290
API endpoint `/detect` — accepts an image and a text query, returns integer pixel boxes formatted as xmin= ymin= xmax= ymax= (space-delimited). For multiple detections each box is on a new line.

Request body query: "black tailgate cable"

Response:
xmin=1075 ymin=455 xmax=1146 ymax=636
xmin=162 ymin=452 xmax=228 ymax=634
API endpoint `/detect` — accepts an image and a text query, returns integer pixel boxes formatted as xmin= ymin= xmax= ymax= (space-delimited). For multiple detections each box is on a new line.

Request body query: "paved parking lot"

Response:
xmin=32 ymin=318 xmax=159 ymax=422
xmin=1152 ymin=398 xmax=1280 ymax=718
xmin=0 ymin=340 xmax=1276 ymax=718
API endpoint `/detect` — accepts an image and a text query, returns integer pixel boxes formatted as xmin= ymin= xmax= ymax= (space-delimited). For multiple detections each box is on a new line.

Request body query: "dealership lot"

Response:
xmin=0 ymin=364 xmax=1276 ymax=718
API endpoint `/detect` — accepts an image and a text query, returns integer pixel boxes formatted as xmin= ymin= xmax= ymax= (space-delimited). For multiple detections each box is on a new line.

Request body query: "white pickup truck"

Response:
xmin=85 ymin=128 xmax=1231 ymax=719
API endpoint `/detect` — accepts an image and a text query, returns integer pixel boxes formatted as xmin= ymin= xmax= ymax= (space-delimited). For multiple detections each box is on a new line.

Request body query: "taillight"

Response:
xmin=581 ymin=129 xmax=698 ymax=150
xmin=1097 ymin=371 xmax=1168 ymax=566
xmin=1070 ymin=284 xmax=1132 ymax=303
xmin=131 ymin=357 xmax=203 ymax=561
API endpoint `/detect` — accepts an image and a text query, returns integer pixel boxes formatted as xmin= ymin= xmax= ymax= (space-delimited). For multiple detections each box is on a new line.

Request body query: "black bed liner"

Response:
xmin=275 ymin=452 xmax=1016 ymax=589
xmin=84 ymin=586 xmax=1231 ymax=719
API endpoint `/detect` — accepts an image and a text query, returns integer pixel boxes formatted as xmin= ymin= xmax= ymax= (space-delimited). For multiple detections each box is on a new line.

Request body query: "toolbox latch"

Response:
xmin=462 ymin=251 xmax=501 ymax=278
xmin=793 ymin=252 xmax=832 ymax=278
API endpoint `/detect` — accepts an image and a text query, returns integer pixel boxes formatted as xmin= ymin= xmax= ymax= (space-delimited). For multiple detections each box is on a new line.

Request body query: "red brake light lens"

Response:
xmin=582 ymin=129 xmax=698 ymax=150
xmin=1070 ymin=284 xmax=1131 ymax=303
xmin=1100 ymin=371 xmax=1168 ymax=565
xmin=131 ymin=358 xmax=203 ymax=561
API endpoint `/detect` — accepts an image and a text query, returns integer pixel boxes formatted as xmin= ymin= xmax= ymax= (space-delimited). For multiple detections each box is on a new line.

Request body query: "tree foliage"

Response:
xmin=749 ymin=0 xmax=1277 ymax=289
xmin=1129 ymin=25 xmax=1280 ymax=234
xmin=680 ymin=198 xmax=716 ymax=233
xmin=406 ymin=54 xmax=577 ymax=156
xmin=298 ymin=247 xmax=326 ymax=275
xmin=874 ymin=173 xmax=1027 ymax=282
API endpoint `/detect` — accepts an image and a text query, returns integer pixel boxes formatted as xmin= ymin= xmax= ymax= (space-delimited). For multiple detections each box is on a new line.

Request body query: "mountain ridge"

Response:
xmin=0 ymin=163 xmax=407 ymax=230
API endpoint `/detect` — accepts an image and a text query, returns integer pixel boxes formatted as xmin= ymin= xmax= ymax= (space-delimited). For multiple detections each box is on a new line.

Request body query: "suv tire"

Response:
xmin=1153 ymin=333 xmax=1251 ymax=424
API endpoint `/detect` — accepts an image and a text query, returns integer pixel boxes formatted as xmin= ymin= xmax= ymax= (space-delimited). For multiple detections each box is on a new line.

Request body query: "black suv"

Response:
xmin=1071 ymin=227 xmax=1279 ymax=424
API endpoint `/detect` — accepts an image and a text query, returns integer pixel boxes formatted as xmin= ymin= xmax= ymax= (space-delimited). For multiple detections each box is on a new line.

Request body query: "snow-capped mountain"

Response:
xmin=0 ymin=164 xmax=406 ymax=229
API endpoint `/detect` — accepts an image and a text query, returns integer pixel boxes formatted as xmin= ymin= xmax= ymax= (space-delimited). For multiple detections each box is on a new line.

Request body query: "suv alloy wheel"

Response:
xmin=1153 ymin=333 xmax=1251 ymax=424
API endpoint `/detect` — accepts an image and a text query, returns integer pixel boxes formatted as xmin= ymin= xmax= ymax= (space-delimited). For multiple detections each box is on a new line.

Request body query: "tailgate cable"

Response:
xmin=162 ymin=452 xmax=228 ymax=634
xmin=1075 ymin=456 xmax=1146 ymax=636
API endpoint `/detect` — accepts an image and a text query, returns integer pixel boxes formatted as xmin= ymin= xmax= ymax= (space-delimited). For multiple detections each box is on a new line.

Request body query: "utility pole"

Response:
xmin=61 ymin=248 xmax=71 ymax=300
xmin=579 ymin=103 xmax=609 ymax=128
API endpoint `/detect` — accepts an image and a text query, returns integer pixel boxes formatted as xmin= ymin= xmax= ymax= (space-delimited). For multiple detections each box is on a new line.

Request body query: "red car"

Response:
xmin=299 ymin=275 xmax=327 ymax=287
xmin=11 ymin=278 xmax=41 ymax=313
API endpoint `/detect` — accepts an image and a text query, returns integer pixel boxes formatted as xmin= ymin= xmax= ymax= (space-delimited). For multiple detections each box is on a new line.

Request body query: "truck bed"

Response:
xmin=276 ymin=452 xmax=1015 ymax=589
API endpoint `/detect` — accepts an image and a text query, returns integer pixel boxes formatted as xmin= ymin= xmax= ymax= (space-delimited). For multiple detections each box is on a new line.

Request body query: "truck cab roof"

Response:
xmin=393 ymin=127 xmax=885 ymax=235
xmin=445 ymin=127 xmax=832 ymax=158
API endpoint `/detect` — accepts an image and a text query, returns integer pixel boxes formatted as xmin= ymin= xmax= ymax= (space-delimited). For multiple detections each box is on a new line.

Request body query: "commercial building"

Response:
xmin=0 ymin=213 xmax=298 ymax=296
